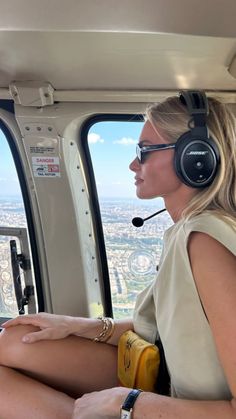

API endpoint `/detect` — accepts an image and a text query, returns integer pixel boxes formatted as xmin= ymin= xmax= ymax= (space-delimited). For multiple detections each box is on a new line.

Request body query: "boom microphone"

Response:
xmin=132 ymin=208 xmax=166 ymax=227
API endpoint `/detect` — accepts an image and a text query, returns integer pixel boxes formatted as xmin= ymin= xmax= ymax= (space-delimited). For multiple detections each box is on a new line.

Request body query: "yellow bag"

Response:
xmin=118 ymin=330 xmax=160 ymax=392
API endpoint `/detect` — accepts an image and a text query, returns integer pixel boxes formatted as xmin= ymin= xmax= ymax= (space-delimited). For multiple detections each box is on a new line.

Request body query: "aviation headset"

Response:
xmin=174 ymin=90 xmax=220 ymax=188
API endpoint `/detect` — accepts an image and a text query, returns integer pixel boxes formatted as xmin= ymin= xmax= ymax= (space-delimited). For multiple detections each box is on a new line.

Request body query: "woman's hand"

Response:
xmin=72 ymin=387 xmax=132 ymax=419
xmin=2 ymin=314 xmax=134 ymax=346
xmin=1 ymin=313 xmax=87 ymax=344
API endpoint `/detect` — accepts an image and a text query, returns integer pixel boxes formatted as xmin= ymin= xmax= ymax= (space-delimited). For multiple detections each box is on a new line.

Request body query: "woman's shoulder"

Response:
xmin=184 ymin=211 xmax=235 ymax=230
xmin=182 ymin=211 xmax=236 ymax=254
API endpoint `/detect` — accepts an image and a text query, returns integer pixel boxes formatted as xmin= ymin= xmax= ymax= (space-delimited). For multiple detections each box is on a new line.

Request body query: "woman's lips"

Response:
xmin=135 ymin=177 xmax=143 ymax=185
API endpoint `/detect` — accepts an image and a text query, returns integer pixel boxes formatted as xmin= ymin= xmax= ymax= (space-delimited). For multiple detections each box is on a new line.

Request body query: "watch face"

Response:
xmin=120 ymin=408 xmax=132 ymax=419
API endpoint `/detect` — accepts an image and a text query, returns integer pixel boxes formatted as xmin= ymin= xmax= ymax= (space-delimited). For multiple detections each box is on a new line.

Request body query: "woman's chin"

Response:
xmin=136 ymin=188 xmax=161 ymax=200
xmin=136 ymin=190 xmax=151 ymax=199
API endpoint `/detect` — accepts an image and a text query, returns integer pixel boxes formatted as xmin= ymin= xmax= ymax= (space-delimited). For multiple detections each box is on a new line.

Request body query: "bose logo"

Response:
xmin=187 ymin=151 xmax=208 ymax=155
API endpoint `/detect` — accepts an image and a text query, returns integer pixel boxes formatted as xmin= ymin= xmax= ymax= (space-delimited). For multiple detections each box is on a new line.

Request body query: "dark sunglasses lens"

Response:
xmin=136 ymin=145 xmax=142 ymax=163
xmin=137 ymin=145 xmax=149 ymax=164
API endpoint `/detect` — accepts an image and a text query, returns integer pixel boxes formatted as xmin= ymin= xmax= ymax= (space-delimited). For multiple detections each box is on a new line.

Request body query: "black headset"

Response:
xmin=174 ymin=90 xmax=220 ymax=188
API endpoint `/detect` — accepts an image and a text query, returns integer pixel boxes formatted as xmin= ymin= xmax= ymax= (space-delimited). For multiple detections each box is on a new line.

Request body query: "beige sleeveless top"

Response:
xmin=133 ymin=212 xmax=236 ymax=400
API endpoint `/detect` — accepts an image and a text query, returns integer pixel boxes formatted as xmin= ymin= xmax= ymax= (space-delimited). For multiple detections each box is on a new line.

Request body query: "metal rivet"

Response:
xmin=81 ymin=189 xmax=85 ymax=192
xmin=48 ymin=127 xmax=52 ymax=132
xmin=70 ymin=142 xmax=74 ymax=146
xmin=25 ymin=126 xmax=30 ymax=131
xmin=37 ymin=127 xmax=41 ymax=131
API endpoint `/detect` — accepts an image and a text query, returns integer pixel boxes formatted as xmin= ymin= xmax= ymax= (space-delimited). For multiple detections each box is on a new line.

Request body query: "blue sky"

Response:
xmin=0 ymin=130 xmax=21 ymax=196
xmin=88 ymin=120 xmax=144 ymax=198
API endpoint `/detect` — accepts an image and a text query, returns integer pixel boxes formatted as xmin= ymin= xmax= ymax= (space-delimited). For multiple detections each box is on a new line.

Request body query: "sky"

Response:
xmin=88 ymin=120 xmax=144 ymax=198
xmin=0 ymin=130 xmax=22 ymax=196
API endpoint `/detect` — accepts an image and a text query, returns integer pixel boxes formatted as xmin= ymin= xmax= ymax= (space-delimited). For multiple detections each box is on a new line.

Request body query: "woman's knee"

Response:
xmin=0 ymin=325 xmax=40 ymax=367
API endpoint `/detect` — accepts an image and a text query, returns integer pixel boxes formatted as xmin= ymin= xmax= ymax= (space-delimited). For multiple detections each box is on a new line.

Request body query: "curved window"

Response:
xmin=0 ymin=128 xmax=37 ymax=319
xmin=87 ymin=118 xmax=173 ymax=319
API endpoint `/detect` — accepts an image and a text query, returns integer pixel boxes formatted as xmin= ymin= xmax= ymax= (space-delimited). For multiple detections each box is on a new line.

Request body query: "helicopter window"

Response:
xmin=87 ymin=118 xmax=173 ymax=319
xmin=0 ymin=128 xmax=37 ymax=321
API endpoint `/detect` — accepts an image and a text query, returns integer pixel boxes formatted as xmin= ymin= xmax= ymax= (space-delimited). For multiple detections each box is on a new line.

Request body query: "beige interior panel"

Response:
xmin=0 ymin=32 xmax=235 ymax=92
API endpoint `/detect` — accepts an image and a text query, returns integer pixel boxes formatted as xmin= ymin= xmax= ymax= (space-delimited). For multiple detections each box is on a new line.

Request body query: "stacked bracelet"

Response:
xmin=93 ymin=317 xmax=115 ymax=343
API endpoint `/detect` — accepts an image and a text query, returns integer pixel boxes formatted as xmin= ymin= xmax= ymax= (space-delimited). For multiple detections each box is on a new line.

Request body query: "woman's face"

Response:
xmin=129 ymin=120 xmax=182 ymax=200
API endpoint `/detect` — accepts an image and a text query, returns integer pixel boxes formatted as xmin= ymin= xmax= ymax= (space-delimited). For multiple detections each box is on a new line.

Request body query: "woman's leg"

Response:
xmin=0 ymin=365 xmax=74 ymax=419
xmin=0 ymin=324 xmax=118 ymax=397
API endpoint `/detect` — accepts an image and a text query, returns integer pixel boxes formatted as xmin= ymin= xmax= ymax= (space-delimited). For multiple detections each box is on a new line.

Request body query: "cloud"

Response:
xmin=113 ymin=137 xmax=137 ymax=146
xmin=88 ymin=133 xmax=104 ymax=144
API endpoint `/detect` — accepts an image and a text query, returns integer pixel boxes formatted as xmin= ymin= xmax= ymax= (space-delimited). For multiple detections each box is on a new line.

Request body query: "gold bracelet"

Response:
xmin=93 ymin=317 xmax=115 ymax=343
xmin=102 ymin=317 xmax=115 ymax=343
xmin=93 ymin=317 xmax=110 ymax=342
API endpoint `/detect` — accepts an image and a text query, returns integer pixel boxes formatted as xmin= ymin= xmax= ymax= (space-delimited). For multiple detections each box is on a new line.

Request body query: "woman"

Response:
xmin=0 ymin=91 xmax=235 ymax=418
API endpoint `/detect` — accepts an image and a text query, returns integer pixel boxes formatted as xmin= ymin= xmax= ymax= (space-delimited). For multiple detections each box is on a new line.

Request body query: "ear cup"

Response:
xmin=174 ymin=131 xmax=220 ymax=188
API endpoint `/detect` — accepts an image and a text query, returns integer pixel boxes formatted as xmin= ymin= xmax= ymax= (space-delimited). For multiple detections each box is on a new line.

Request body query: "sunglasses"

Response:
xmin=136 ymin=143 xmax=176 ymax=164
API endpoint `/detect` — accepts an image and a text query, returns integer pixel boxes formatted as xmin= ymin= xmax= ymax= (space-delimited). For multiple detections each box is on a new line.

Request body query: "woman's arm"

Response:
xmin=72 ymin=317 xmax=134 ymax=346
xmin=132 ymin=391 xmax=236 ymax=419
xmin=2 ymin=314 xmax=133 ymax=346
xmin=188 ymin=232 xmax=236 ymax=397
xmin=72 ymin=387 xmax=236 ymax=419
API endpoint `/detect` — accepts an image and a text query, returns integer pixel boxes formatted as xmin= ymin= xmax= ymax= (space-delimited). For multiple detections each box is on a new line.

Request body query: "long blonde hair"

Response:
xmin=146 ymin=95 xmax=236 ymax=228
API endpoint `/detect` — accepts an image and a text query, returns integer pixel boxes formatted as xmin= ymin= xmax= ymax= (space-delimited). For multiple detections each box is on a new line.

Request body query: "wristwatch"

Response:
xmin=120 ymin=389 xmax=142 ymax=419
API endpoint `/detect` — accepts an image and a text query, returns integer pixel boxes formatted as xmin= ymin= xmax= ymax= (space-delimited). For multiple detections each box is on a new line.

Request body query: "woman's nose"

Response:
xmin=129 ymin=157 xmax=139 ymax=172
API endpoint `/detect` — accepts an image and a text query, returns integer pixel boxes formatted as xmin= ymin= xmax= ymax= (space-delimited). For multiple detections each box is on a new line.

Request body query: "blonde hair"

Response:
xmin=146 ymin=95 xmax=236 ymax=228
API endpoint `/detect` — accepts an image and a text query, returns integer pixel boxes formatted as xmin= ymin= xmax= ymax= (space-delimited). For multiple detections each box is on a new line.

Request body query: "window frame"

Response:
xmin=81 ymin=113 xmax=144 ymax=317
xmin=0 ymin=100 xmax=44 ymax=314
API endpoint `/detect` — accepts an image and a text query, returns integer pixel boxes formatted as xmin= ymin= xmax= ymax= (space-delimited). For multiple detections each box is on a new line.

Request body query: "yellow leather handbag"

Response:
xmin=118 ymin=330 xmax=160 ymax=392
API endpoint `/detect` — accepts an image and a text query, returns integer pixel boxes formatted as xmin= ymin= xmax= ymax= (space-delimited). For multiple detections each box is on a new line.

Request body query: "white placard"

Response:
xmin=32 ymin=156 xmax=60 ymax=178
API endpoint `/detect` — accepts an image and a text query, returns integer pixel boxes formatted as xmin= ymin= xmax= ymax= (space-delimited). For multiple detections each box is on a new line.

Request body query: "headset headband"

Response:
xmin=179 ymin=90 xmax=209 ymax=137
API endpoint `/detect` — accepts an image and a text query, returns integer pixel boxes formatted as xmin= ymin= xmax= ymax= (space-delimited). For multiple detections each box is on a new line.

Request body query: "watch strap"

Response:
xmin=120 ymin=389 xmax=142 ymax=419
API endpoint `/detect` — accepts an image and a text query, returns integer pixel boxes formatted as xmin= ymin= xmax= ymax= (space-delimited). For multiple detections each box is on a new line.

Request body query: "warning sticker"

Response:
xmin=32 ymin=156 xmax=60 ymax=178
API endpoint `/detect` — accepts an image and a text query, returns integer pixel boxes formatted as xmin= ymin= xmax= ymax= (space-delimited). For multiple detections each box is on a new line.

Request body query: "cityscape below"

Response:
xmin=0 ymin=196 xmax=173 ymax=319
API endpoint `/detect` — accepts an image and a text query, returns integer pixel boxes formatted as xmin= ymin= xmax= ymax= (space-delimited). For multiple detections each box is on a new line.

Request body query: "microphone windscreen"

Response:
xmin=132 ymin=217 xmax=144 ymax=227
